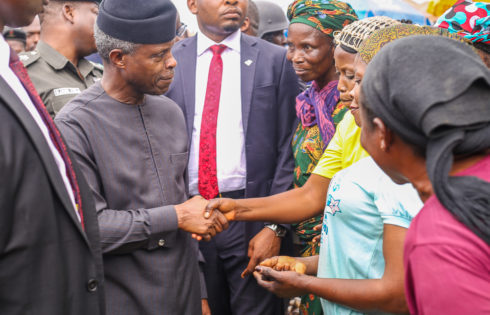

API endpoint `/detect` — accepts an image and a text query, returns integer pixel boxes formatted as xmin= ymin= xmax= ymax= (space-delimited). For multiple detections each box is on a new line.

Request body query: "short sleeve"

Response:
xmin=312 ymin=118 xmax=346 ymax=179
xmin=374 ymin=179 xmax=423 ymax=228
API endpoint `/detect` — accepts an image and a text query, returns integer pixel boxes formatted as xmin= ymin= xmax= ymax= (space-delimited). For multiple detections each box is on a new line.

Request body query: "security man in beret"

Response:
xmin=2 ymin=27 xmax=27 ymax=53
xmin=21 ymin=0 xmax=102 ymax=118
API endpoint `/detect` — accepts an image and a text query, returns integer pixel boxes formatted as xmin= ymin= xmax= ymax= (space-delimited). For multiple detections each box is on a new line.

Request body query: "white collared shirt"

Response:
xmin=189 ymin=30 xmax=246 ymax=195
xmin=0 ymin=36 xmax=79 ymax=221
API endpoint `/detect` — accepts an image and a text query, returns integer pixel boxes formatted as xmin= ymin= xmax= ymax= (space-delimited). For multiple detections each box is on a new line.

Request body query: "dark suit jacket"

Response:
xmin=166 ymin=33 xmax=300 ymax=240
xmin=0 ymin=77 xmax=105 ymax=315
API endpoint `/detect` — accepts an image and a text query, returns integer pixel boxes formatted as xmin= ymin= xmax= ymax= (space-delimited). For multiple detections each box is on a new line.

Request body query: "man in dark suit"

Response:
xmin=0 ymin=1 xmax=105 ymax=314
xmin=166 ymin=0 xmax=300 ymax=313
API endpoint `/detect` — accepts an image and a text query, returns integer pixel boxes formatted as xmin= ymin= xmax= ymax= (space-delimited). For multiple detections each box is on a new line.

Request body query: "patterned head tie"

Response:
xmin=435 ymin=0 xmax=490 ymax=44
xmin=358 ymin=24 xmax=473 ymax=64
xmin=287 ymin=0 xmax=358 ymax=38
xmin=333 ymin=16 xmax=400 ymax=53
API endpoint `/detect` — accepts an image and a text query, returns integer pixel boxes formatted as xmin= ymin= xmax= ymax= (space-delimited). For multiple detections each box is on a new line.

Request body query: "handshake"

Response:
xmin=174 ymin=196 xmax=238 ymax=241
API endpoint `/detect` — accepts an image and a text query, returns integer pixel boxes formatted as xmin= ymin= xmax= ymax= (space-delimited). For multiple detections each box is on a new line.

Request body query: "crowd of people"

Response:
xmin=0 ymin=0 xmax=489 ymax=315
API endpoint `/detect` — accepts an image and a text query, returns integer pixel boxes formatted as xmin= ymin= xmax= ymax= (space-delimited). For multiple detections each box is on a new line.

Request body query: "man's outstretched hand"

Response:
xmin=175 ymin=196 xmax=229 ymax=241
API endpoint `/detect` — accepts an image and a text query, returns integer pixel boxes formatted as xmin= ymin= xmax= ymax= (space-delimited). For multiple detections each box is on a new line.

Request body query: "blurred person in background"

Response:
xmin=21 ymin=0 xmax=102 ymax=118
xmin=256 ymin=0 xmax=289 ymax=46
xmin=241 ymin=0 xmax=259 ymax=36
xmin=22 ymin=14 xmax=40 ymax=51
xmin=2 ymin=27 xmax=27 ymax=53
xmin=176 ymin=11 xmax=190 ymax=42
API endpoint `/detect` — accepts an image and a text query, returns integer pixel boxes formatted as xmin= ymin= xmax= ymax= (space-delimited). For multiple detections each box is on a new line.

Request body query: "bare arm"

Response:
xmin=255 ymin=224 xmax=409 ymax=314
xmin=295 ymin=256 xmax=319 ymax=275
xmin=207 ymin=174 xmax=331 ymax=224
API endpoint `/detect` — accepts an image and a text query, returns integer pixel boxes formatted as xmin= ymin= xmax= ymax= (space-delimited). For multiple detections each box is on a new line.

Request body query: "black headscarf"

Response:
xmin=362 ymin=35 xmax=490 ymax=245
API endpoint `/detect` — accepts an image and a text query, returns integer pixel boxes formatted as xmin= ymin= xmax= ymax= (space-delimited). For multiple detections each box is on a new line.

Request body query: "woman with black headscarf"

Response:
xmin=359 ymin=35 xmax=490 ymax=315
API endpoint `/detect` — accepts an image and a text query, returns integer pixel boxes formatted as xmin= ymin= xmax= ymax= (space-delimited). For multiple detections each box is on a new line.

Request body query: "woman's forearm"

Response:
xmin=300 ymin=277 xmax=408 ymax=314
xmin=296 ymin=255 xmax=319 ymax=275
xmin=234 ymin=174 xmax=331 ymax=223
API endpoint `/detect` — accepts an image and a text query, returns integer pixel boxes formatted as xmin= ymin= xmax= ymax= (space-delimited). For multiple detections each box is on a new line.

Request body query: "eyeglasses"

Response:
xmin=176 ymin=23 xmax=187 ymax=37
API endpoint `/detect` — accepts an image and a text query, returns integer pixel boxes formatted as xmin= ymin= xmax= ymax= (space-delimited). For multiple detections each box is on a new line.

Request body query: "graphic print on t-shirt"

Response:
xmin=321 ymin=186 xmax=342 ymax=245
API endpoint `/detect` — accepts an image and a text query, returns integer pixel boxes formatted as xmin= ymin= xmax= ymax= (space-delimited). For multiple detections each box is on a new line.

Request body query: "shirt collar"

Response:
xmin=37 ymin=40 xmax=70 ymax=70
xmin=37 ymin=40 xmax=95 ymax=77
xmin=0 ymin=35 xmax=11 ymax=72
xmin=78 ymin=58 xmax=96 ymax=78
xmin=197 ymin=29 xmax=241 ymax=56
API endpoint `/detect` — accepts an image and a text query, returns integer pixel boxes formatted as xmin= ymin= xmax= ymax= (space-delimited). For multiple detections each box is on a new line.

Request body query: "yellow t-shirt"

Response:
xmin=312 ymin=111 xmax=369 ymax=179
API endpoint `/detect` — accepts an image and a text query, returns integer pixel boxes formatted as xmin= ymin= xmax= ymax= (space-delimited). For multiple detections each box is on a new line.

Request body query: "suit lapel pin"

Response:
xmin=244 ymin=59 xmax=253 ymax=66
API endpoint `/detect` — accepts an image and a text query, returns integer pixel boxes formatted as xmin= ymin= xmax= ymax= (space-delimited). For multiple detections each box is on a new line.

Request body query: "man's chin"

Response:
xmin=223 ymin=23 xmax=240 ymax=34
xmin=147 ymin=86 xmax=170 ymax=96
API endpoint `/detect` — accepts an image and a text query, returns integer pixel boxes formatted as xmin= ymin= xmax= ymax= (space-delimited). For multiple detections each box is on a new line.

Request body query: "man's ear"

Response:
xmin=62 ymin=3 xmax=76 ymax=24
xmin=241 ymin=17 xmax=251 ymax=33
xmin=188 ymin=0 xmax=198 ymax=15
xmin=108 ymin=49 xmax=126 ymax=69
xmin=372 ymin=117 xmax=393 ymax=152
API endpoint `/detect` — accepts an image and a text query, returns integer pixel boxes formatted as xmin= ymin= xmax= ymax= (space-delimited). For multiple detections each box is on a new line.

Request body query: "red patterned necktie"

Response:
xmin=8 ymin=48 xmax=85 ymax=230
xmin=198 ymin=44 xmax=227 ymax=200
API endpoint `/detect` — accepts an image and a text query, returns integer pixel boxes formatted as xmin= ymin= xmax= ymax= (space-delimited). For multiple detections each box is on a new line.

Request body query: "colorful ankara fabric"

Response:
xmin=358 ymin=24 xmax=472 ymax=63
xmin=435 ymin=0 xmax=490 ymax=44
xmin=287 ymin=0 xmax=358 ymax=37
xmin=291 ymin=82 xmax=346 ymax=315
xmin=295 ymin=80 xmax=344 ymax=151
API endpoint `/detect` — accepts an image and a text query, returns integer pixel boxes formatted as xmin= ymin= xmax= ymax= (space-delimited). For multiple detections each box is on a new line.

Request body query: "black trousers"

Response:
xmin=199 ymin=190 xmax=284 ymax=315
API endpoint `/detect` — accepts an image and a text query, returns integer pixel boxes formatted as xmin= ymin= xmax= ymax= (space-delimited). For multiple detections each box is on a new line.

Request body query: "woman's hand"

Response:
xmin=253 ymin=266 xmax=310 ymax=298
xmin=312 ymin=223 xmax=322 ymax=243
xmin=259 ymin=256 xmax=307 ymax=274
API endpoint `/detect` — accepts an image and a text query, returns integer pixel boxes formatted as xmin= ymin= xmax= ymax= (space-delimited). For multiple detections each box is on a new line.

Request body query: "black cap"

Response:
xmin=3 ymin=28 xmax=26 ymax=43
xmin=96 ymin=0 xmax=177 ymax=44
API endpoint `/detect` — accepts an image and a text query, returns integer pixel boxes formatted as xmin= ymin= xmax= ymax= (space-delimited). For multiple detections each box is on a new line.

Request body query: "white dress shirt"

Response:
xmin=0 ymin=36 xmax=79 ymax=221
xmin=189 ymin=30 xmax=246 ymax=195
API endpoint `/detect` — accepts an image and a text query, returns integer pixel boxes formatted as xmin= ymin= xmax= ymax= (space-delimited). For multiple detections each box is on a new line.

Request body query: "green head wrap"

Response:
xmin=287 ymin=0 xmax=358 ymax=37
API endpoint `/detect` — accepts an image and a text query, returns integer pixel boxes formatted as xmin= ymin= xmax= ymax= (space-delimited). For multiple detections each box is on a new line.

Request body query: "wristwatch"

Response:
xmin=265 ymin=224 xmax=287 ymax=237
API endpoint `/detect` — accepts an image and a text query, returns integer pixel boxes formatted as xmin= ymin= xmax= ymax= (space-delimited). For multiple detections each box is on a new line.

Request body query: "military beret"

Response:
xmin=96 ymin=0 xmax=177 ymax=44
xmin=3 ymin=28 xmax=27 ymax=43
